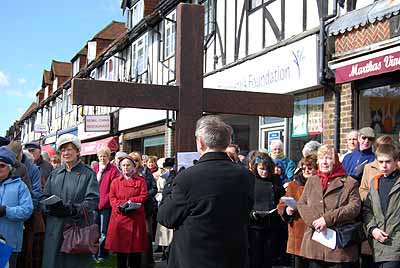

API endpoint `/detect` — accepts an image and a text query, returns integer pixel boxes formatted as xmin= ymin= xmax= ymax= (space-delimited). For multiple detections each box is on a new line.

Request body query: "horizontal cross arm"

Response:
xmin=203 ymin=88 xmax=294 ymax=117
xmin=71 ymin=78 xmax=179 ymax=110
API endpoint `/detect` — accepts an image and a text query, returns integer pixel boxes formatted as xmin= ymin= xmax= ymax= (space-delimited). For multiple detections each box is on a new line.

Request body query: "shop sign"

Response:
xmin=34 ymin=124 xmax=47 ymax=134
xmin=292 ymin=96 xmax=308 ymax=137
xmin=204 ymin=34 xmax=319 ymax=94
xmin=78 ymin=123 xmax=108 ymax=141
xmin=331 ymin=46 xmax=400 ymax=83
xmin=267 ymin=131 xmax=281 ymax=149
xmin=84 ymin=115 xmax=110 ymax=132
xmin=118 ymin=108 xmax=166 ymax=131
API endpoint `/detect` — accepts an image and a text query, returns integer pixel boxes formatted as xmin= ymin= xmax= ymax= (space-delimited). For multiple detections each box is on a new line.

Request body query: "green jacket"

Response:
xmin=362 ymin=172 xmax=400 ymax=262
xmin=42 ymin=160 xmax=99 ymax=268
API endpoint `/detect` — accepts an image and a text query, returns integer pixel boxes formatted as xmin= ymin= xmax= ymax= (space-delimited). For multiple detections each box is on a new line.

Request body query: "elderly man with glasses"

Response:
xmin=342 ymin=127 xmax=376 ymax=182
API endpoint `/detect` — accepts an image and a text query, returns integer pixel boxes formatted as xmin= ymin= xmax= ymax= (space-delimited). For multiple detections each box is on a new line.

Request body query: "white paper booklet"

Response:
xmin=280 ymin=197 xmax=297 ymax=209
xmin=40 ymin=195 xmax=62 ymax=206
xmin=312 ymin=228 xmax=337 ymax=249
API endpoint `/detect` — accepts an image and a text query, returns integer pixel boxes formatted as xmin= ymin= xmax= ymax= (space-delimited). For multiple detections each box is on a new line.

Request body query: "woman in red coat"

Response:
xmin=105 ymin=155 xmax=148 ymax=268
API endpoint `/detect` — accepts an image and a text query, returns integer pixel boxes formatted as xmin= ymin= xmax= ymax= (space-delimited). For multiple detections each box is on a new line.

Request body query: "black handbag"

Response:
xmin=333 ymin=188 xmax=366 ymax=248
xmin=334 ymin=222 xmax=366 ymax=248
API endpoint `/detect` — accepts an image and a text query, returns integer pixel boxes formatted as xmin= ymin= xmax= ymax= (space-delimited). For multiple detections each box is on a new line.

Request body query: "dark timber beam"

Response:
xmin=203 ymin=88 xmax=294 ymax=117
xmin=72 ymin=79 xmax=179 ymax=110
xmin=175 ymin=3 xmax=204 ymax=152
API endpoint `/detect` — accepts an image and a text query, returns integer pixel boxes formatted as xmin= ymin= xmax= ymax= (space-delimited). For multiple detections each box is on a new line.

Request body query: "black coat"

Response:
xmin=157 ymin=152 xmax=255 ymax=268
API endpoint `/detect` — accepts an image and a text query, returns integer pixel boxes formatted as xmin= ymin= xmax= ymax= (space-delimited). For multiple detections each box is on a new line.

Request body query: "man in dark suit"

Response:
xmin=157 ymin=115 xmax=255 ymax=268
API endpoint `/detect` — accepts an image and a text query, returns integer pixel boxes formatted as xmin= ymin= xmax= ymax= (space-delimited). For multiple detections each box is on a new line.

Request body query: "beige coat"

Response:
xmin=298 ymin=175 xmax=361 ymax=263
xmin=359 ymin=160 xmax=380 ymax=201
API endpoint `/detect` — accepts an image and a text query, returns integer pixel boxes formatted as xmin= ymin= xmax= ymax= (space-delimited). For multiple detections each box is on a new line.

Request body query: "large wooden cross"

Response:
xmin=72 ymin=3 xmax=294 ymax=153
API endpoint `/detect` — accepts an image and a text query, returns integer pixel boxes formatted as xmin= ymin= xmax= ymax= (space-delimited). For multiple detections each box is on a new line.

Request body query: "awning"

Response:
xmin=57 ymin=126 xmax=78 ymax=137
xmin=41 ymin=144 xmax=57 ymax=158
xmin=329 ymin=45 xmax=400 ymax=83
xmin=328 ymin=0 xmax=400 ymax=36
xmin=80 ymin=136 xmax=119 ymax=156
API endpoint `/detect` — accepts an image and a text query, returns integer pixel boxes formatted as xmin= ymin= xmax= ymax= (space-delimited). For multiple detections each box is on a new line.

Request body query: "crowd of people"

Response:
xmin=0 ymin=120 xmax=400 ymax=268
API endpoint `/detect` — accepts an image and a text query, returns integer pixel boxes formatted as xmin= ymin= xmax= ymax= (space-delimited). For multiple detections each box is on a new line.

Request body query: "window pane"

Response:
xmin=250 ymin=0 xmax=263 ymax=9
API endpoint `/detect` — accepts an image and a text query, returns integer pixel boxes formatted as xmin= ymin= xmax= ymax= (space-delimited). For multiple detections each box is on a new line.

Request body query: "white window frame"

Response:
xmin=87 ymin=41 xmax=97 ymax=63
xmin=73 ymin=58 xmax=80 ymax=76
xmin=131 ymin=33 xmax=148 ymax=78
xmin=128 ymin=0 xmax=144 ymax=29
xmin=56 ymin=97 xmax=62 ymax=118
xmin=53 ymin=78 xmax=58 ymax=92
xmin=204 ymin=0 xmax=215 ymax=38
xmin=164 ymin=11 xmax=176 ymax=59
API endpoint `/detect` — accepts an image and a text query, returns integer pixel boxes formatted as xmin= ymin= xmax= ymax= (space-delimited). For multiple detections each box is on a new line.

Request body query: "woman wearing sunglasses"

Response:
xmin=0 ymin=146 xmax=33 ymax=268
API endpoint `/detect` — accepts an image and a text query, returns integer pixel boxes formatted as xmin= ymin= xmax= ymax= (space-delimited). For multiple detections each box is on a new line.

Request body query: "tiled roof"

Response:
xmin=19 ymin=102 xmax=37 ymax=122
xmin=41 ymin=70 xmax=51 ymax=88
xmin=36 ymin=88 xmax=44 ymax=96
xmin=51 ymin=60 xmax=72 ymax=77
xmin=93 ymin=21 xmax=126 ymax=40
xmin=71 ymin=46 xmax=88 ymax=62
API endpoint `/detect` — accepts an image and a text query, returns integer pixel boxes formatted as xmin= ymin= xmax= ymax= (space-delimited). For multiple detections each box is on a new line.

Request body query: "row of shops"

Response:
xmin=25 ymin=1 xmax=400 ymax=164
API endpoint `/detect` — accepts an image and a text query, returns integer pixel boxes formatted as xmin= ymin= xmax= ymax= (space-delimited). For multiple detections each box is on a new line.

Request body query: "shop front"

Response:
xmin=204 ymin=33 xmax=321 ymax=160
xmin=328 ymin=3 xmax=400 ymax=146
xmin=118 ymin=108 xmax=168 ymax=157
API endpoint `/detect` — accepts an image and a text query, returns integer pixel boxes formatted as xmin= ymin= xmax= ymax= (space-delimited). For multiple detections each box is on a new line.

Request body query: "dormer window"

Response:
xmin=73 ymin=58 xmax=80 ymax=76
xmin=87 ymin=41 xmax=97 ymax=63
xmin=127 ymin=0 xmax=144 ymax=29
xmin=44 ymin=86 xmax=49 ymax=99
xmin=53 ymin=78 xmax=58 ymax=91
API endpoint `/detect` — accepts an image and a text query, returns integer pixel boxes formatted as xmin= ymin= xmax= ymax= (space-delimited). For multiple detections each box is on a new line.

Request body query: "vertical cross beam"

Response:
xmin=175 ymin=4 xmax=204 ymax=152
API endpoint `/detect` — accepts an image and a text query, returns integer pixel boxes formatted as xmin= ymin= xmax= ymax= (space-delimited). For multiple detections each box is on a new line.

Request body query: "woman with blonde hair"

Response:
xmin=93 ymin=146 xmax=120 ymax=261
xmin=298 ymin=144 xmax=361 ymax=268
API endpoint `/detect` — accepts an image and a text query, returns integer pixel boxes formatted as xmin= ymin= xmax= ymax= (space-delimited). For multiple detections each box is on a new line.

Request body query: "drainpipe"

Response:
xmin=319 ymin=1 xmax=339 ymax=151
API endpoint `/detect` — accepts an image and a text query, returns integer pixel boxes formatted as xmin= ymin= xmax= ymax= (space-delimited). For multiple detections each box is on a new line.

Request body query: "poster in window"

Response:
xmin=292 ymin=95 xmax=308 ymax=137
xmin=369 ymin=97 xmax=400 ymax=134
xmin=307 ymin=91 xmax=323 ymax=135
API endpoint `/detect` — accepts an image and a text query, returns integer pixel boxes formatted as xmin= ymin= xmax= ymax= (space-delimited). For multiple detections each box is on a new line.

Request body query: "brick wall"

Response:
xmin=339 ymin=83 xmax=354 ymax=153
xmin=144 ymin=0 xmax=159 ymax=16
xmin=322 ymin=83 xmax=355 ymax=154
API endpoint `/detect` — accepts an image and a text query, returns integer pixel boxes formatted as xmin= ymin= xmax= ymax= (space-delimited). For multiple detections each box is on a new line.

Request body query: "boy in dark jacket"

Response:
xmin=363 ymin=144 xmax=400 ymax=268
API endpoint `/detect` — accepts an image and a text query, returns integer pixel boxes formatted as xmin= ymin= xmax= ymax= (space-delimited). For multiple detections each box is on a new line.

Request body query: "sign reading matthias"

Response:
xmin=330 ymin=46 xmax=400 ymax=83
xmin=84 ymin=115 xmax=111 ymax=132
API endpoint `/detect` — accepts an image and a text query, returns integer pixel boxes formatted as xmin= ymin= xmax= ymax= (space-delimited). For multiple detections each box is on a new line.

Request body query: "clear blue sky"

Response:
xmin=0 ymin=0 xmax=124 ymax=136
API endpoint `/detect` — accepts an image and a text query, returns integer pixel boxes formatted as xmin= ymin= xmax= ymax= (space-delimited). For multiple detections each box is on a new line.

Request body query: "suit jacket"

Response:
xmin=157 ymin=152 xmax=255 ymax=268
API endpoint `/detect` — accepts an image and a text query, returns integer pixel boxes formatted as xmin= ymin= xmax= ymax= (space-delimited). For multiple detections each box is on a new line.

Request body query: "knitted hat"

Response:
xmin=115 ymin=151 xmax=128 ymax=159
xmin=0 ymin=146 xmax=17 ymax=166
xmin=57 ymin=134 xmax=81 ymax=151
xmin=24 ymin=142 xmax=41 ymax=150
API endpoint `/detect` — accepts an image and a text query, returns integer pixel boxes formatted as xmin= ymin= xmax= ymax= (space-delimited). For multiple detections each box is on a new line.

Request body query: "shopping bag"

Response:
xmin=0 ymin=241 xmax=12 ymax=268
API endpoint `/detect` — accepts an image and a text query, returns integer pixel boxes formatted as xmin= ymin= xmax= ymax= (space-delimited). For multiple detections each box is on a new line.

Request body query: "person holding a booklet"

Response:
xmin=277 ymin=154 xmax=318 ymax=268
xmin=298 ymin=144 xmax=361 ymax=268
xmin=105 ymin=155 xmax=148 ymax=268
xmin=41 ymin=134 xmax=99 ymax=268
xmin=248 ymin=151 xmax=285 ymax=268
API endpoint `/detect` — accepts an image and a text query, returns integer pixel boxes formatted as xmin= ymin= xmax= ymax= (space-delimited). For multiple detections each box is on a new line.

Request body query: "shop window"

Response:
xmin=289 ymin=90 xmax=324 ymax=163
xmin=359 ymin=85 xmax=400 ymax=138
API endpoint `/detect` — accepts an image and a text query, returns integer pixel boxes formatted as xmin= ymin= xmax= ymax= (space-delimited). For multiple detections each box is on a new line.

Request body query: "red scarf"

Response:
xmin=317 ymin=162 xmax=347 ymax=191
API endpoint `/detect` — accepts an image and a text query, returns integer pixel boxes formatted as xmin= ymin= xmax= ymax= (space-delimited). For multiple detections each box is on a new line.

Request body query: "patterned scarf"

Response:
xmin=317 ymin=162 xmax=346 ymax=191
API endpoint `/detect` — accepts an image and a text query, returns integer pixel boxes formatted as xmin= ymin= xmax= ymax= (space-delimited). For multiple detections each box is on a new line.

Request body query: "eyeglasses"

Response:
xmin=27 ymin=148 xmax=36 ymax=152
xmin=0 ymin=163 xmax=9 ymax=169
xmin=360 ymin=136 xmax=374 ymax=141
